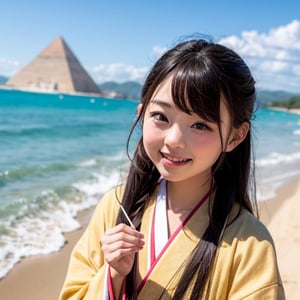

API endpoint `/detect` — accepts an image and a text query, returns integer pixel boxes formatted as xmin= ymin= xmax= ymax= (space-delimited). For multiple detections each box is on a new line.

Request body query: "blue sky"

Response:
xmin=1 ymin=0 xmax=300 ymax=92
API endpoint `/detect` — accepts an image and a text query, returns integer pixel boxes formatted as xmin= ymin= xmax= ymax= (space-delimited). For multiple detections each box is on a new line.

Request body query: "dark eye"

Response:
xmin=192 ymin=122 xmax=210 ymax=131
xmin=150 ymin=112 xmax=168 ymax=122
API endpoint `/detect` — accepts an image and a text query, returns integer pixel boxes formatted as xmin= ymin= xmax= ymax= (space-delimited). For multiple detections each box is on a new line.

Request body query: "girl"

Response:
xmin=60 ymin=39 xmax=285 ymax=299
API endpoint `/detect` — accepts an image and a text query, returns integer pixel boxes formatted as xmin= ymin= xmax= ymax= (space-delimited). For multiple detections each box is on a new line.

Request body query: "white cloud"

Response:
xmin=89 ymin=22 xmax=300 ymax=92
xmin=3 ymin=21 xmax=300 ymax=93
xmin=88 ymin=45 xmax=167 ymax=84
xmin=87 ymin=46 xmax=167 ymax=83
xmin=0 ymin=57 xmax=20 ymax=77
xmin=151 ymin=45 xmax=168 ymax=60
xmin=219 ymin=20 xmax=300 ymax=93
xmin=87 ymin=63 xmax=149 ymax=84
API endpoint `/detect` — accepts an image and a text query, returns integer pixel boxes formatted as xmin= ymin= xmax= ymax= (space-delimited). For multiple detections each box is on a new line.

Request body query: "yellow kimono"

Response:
xmin=59 ymin=182 xmax=285 ymax=299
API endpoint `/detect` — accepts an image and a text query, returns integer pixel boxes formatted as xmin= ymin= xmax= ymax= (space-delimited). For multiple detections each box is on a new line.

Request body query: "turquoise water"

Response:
xmin=0 ymin=88 xmax=300 ymax=278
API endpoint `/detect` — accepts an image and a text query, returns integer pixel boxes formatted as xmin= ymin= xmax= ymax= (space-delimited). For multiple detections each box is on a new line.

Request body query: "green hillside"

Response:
xmin=256 ymin=90 xmax=296 ymax=106
xmin=98 ymin=81 xmax=142 ymax=100
xmin=270 ymin=96 xmax=300 ymax=109
xmin=97 ymin=82 xmax=297 ymax=104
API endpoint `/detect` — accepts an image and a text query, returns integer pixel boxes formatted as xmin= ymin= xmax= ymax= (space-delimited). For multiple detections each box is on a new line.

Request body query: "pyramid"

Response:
xmin=7 ymin=36 xmax=100 ymax=94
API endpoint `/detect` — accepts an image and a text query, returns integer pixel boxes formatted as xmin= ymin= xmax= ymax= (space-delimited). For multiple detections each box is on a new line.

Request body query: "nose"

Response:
xmin=165 ymin=124 xmax=185 ymax=148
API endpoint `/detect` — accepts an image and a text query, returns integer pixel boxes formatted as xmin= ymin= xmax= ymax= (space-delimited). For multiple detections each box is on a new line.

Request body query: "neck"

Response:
xmin=166 ymin=177 xmax=213 ymax=213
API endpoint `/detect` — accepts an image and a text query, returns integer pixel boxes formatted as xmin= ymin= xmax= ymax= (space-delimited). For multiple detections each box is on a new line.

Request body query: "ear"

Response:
xmin=225 ymin=122 xmax=249 ymax=152
xmin=137 ymin=104 xmax=143 ymax=116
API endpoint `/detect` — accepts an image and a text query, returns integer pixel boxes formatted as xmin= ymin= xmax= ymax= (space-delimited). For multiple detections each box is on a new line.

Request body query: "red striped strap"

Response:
xmin=137 ymin=186 xmax=212 ymax=294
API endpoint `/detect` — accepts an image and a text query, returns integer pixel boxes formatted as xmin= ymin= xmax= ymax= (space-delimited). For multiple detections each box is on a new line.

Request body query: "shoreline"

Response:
xmin=1 ymin=178 xmax=300 ymax=299
xmin=259 ymin=177 xmax=300 ymax=298
xmin=267 ymin=106 xmax=300 ymax=116
xmin=0 ymin=208 xmax=94 ymax=300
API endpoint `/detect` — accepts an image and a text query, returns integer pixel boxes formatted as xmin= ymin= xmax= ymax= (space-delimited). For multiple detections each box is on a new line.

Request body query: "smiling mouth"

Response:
xmin=161 ymin=152 xmax=191 ymax=163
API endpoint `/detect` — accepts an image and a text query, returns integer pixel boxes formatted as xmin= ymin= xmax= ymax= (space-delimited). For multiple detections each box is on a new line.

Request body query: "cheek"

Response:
xmin=191 ymin=134 xmax=222 ymax=155
xmin=142 ymin=122 xmax=161 ymax=150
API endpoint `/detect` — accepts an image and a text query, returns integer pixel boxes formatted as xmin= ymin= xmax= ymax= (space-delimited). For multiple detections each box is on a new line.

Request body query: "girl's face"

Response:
xmin=142 ymin=76 xmax=245 ymax=186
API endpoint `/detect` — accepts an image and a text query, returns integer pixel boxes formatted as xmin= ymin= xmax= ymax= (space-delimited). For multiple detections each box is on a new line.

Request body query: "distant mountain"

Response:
xmin=97 ymin=82 xmax=297 ymax=104
xmin=271 ymin=95 xmax=300 ymax=109
xmin=98 ymin=81 xmax=142 ymax=100
xmin=0 ymin=75 xmax=8 ymax=83
xmin=256 ymin=89 xmax=296 ymax=107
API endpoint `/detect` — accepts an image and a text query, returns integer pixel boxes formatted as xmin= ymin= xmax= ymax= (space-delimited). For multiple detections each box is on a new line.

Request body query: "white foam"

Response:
xmin=0 ymin=170 xmax=9 ymax=177
xmin=72 ymin=171 xmax=122 ymax=196
xmin=77 ymin=158 xmax=98 ymax=167
xmin=293 ymin=129 xmax=300 ymax=135
xmin=108 ymin=151 xmax=128 ymax=162
xmin=256 ymin=186 xmax=277 ymax=202
xmin=256 ymin=164 xmax=300 ymax=201
xmin=0 ymin=169 xmax=124 ymax=279
xmin=256 ymin=151 xmax=300 ymax=167
xmin=0 ymin=206 xmax=78 ymax=279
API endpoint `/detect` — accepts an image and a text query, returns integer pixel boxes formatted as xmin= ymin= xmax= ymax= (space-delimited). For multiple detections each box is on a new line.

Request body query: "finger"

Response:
xmin=103 ymin=246 xmax=141 ymax=263
xmin=101 ymin=234 xmax=145 ymax=254
xmin=104 ymin=231 xmax=143 ymax=243
xmin=102 ymin=238 xmax=144 ymax=254
xmin=101 ymin=224 xmax=144 ymax=245
xmin=105 ymin=223 xmax=143 ymax=239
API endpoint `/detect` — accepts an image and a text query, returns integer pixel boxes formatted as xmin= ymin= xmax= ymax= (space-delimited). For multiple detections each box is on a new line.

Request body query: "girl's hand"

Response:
xmin=101 ymin=223 xmax=145 ymax=279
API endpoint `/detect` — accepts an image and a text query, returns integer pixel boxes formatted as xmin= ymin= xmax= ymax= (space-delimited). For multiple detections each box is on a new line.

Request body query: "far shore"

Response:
xmin=267 ymin=106 xmax=300 ymax=116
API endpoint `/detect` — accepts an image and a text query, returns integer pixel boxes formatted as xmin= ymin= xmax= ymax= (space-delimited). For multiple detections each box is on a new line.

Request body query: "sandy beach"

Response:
xmin=259 ymin=177 xmax=300 ymax=298
xmin=0 ymin=209 xmax=93 ymax=300
xmin=0 ymin=178 xmax=299 ymax=299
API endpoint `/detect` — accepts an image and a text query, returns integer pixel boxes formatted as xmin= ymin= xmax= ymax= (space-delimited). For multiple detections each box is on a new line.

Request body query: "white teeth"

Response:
xmin=163 ymin=154 xmax=188 ymax=162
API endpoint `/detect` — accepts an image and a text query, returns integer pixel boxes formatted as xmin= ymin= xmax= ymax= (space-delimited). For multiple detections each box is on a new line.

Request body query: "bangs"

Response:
xmin=170 ymin=58 xmax=222 ymax=124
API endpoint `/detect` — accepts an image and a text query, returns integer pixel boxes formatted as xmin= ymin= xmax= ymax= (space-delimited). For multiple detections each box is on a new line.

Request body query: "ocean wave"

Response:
xmin=72 ymin=171 xmax=123 ymax=196
xmin=256 ymin=168 xmax=300 ymax=201
xmin=77 ymin=158 xmax=99 ymax=167
xmin=0 ymin=170 xmax=9 ymax=180
xmin=0 ymin=163 xmax=74 ymax=184
xmin=0 ymin=198 xmax=80 ymax=279
xmin=256 ymin=151 xmax=300 ymax=167
xmin=294 ymin=129 xmax=300 ymax=135
xmin=0 ymin=122 xmax=108 ymax=139
xmin=0 ymin=170 xmax=122 ymax=279
xmin=256 ymin=150 xmax=300 ymax=201
xmin=76 ymin=152 xmax=129 ymax=170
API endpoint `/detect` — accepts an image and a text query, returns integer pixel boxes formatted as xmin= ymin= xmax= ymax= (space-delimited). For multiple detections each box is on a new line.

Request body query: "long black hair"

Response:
xmin=116 ymin=38 xmax=256 ymax=299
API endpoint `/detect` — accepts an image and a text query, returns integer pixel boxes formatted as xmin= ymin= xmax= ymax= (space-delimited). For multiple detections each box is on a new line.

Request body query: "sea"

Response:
xmin=0 ymin=88 xmax=300 ymax=279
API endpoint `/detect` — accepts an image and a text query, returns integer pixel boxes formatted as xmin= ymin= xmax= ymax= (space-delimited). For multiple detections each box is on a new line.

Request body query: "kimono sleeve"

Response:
xmin=59 ymin=189 xmax=120 ymax=300
xmin=226 ymin=213 xmax=285 ymax=300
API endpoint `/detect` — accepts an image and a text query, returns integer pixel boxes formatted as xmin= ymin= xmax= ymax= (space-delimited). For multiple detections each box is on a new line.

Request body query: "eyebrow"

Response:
xmin=150 ymin=99 xmax=173 ymax=108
